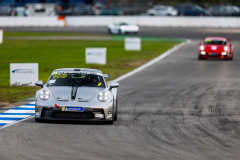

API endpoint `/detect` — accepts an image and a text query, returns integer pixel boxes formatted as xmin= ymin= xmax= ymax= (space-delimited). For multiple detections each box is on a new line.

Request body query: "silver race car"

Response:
xmin=35 ymin=68 xmax=119 ymax=124
xmin=108 ymin=22 xmax=139 ymax=35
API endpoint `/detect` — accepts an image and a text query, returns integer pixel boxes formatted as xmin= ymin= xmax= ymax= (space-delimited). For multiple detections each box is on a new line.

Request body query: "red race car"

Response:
xmin=198 ymin=37 xmax=233 ymax=60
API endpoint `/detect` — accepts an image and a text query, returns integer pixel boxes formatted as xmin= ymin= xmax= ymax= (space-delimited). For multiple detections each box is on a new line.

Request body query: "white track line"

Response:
xmin=4 ymin=110 xmax=35 ymax=113
xmin=112 ymin=39 xmax=191 ymax=83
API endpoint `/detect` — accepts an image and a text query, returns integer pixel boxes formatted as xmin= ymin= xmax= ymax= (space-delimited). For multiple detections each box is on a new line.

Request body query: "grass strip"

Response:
xmin=0 ymin=33 xmax=181 ymax=105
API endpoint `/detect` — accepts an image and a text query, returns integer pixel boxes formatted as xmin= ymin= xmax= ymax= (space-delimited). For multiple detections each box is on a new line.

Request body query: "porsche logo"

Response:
xmin=72 ymin=99 xmax=74 ymax=101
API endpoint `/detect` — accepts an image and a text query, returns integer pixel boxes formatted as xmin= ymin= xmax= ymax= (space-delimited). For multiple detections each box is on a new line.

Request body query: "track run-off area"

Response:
xmin=1 ymin=27 xmax=240 ymax=160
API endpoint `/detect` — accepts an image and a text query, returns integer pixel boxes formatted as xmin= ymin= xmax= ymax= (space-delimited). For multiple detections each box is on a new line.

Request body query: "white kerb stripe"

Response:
xmin=19 ymin=106 xmax=35 ymax=108
xmin=0 ymin=120 xmax=17 ymax=123
xmin=0 ymin=115 xmax=31 ymax=118
xmin=5 ymin=110 xmax=35 ymax=113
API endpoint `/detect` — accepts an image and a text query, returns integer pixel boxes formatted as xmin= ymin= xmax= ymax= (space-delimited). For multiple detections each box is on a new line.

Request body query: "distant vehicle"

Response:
xmin=226 ymin=5 xmax=240 ymax=16
xmin=208 ymin=5 xmax=231 ymax=16
xmin=70 ymin=3 xmax=91 ymax=15
xmin=108 ymin=23 xmax=139 ymax=35
xmin=0 ymin=5 xmax=12 ymax=16
xmin=147 ymin=5 xmax=178 ymax=16
xmin=93 ymin=3 xmax=122 ymax=15
xmin=99 ymin=7 xmax=122 ymax=15
xmin=177 ymin=4 xmax=210 ymax=16
xmin=60 ymin=3 xmax=91 ymax=16
xmin=35 ymin=68 xmax=119 ymax=124
xmin=14 ymin=6 xmax=26 ymax=16
xmin=198 ymin=37 xmax=233 ymax=60
xmin=26 ymin=3 xmax=56 ymax=16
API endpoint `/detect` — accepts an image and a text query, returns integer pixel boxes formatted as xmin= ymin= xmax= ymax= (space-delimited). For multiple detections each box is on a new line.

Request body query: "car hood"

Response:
xmin=49 ymin=86 xmax=104 ymax=102
xmin=124 ymin=25 xmax=138 ymax=30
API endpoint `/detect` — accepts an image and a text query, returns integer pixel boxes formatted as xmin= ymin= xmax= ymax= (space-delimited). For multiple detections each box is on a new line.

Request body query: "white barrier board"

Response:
xmin=125 ymin=38 xmax=141 ymax=51
xmin=0 ymin=30 xmax=3 ymax=44
xmin=85 ymin=48 xmax=106 ymax=65
xmin=10 ymin=63 xmax=38 ymax=86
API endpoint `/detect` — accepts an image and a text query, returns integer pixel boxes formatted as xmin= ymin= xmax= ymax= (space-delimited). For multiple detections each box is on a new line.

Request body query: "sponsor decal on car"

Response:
xmin=61 ymin=106 xmax=84 ymax=112
xmin=78 ymin=98 xmax=90 ymax=102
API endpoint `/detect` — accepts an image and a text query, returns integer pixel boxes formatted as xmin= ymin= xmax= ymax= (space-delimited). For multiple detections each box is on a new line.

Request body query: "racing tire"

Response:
xmin=35 ymin=119 xmax=46 ymax=123
xmin=118 ymin=29 xmax=122 ymax=35
xmin=103 ymin=119 xmax=114 ymax=124
xmin=229 ymin=53 xmax=233 ymax=60
xmin=108 ymin=29 xmax=112 ymax=35
xmin=114 ymin=97 xmax=118 ymax=121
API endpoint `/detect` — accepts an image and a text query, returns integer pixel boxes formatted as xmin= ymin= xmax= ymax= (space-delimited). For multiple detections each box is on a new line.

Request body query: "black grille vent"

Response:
xmin=51 ymin=111 xmax=94 ymax=119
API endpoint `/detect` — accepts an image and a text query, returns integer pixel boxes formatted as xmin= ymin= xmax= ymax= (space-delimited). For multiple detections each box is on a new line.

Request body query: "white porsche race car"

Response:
xmin=35 ymin=68 xmax=119 ymax=124
xmin=108 ymin=22 xmax=139 ymax=35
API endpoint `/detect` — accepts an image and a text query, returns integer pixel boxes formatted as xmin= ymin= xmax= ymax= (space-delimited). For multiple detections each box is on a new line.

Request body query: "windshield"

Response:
xmin=204 ymin=39 xmax=226 ymax=45
xmin=47 ymin=73 xmax=105 ymax=88
xmin=119 ymin=23 xmax=129 ymax=26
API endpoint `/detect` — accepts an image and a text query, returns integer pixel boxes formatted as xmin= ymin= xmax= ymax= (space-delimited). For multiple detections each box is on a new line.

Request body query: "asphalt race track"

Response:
xmin=1 ymin=27 xmax=240 ymax=160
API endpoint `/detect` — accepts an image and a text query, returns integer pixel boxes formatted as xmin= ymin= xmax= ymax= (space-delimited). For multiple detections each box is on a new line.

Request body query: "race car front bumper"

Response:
xmin=35 ymin=102 xmax=114 ymax=122
xmin=198 ymin=52 xmax=230 ymax=59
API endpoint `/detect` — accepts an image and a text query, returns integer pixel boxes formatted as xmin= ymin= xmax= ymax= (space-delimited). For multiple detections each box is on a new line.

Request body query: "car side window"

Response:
xmin=104 ymin=77 xmax=110 ymax=88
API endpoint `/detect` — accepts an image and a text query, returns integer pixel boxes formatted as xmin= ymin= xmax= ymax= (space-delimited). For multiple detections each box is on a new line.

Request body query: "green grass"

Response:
xmin=0 ymin=32 xmax=181 ymax=105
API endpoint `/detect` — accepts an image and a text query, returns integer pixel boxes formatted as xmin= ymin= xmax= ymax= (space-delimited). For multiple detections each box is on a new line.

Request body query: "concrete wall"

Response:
xmin=0 ymin=16 xmax=240 ymax=28
xmin=0 ymin=17 xmax=64 ymax=27
xmin=66 ymin=16 xmax=240 ymax=28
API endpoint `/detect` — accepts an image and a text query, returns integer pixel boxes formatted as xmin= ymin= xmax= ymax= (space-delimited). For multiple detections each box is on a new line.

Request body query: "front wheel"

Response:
xmin=108 ymin=29 xmax=112 ymax=34
xmin=35 ymin=119 xmax=46 ymax=123
xmin=114 ymin=97 xmax=118 ymax=121
xmin=118 ymin=29 xmax=123 ymax=35
xmin=229 ymin=53 xmax=233 ymax=60
xmin=103 ymin=119 xmax=114 ymax=124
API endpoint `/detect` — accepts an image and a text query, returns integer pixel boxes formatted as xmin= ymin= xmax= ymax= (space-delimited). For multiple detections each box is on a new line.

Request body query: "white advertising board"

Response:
xmin=0 ymin=30 xmax=3 ymax=44
xmin=10 ymin=63 xmax=38 ymax=86
xmin=125 ymin=38 xmax=141 ymax=51
xmin=85 ymin=48 xmax=106 ymax=65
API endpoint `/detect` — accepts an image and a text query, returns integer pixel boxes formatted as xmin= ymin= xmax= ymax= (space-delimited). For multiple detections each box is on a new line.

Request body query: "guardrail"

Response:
xmin=0 ymin=16 xmax=240 ymax=28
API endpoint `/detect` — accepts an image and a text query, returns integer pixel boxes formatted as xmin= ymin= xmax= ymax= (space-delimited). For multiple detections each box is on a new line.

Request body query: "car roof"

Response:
xmin=204 ymin=37 xmax=227 ymax=41
xmin=53 ymin=68 xmax=102 ymax=74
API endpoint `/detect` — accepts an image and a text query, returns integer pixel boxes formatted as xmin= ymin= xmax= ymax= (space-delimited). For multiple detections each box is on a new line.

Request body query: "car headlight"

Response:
xmin=39 ymin=90 xmax=50 ymax=100
xmin=200 ymin=45 xmax=205 ymax=50
xmin=121 ymin=26 xmax=126 ymax=30
xmin=224 ymin=46 xmax=228 ymax=51
xmin=98 ymin=91 xmax=109 ymax=102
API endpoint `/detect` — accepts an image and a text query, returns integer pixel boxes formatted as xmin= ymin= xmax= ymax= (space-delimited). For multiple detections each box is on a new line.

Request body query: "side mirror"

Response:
xmin=35 ymin=81 xmax=43 ymax=88
xmin=103 ymin=74 xmax=109 ymax=79
xmin=199 ymin=42 xmax=202 ymax=45
xmin=109 ymin=82 xmax=119 ymax=90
